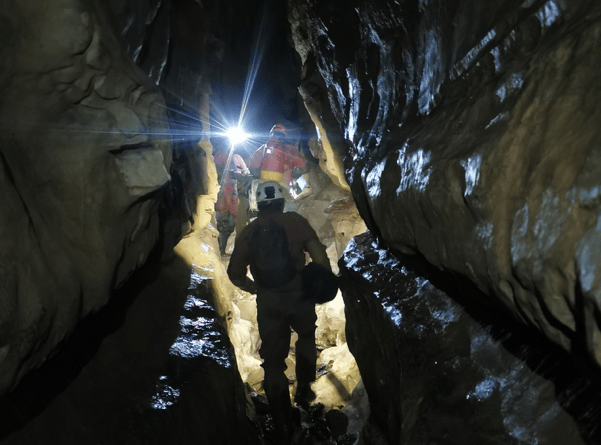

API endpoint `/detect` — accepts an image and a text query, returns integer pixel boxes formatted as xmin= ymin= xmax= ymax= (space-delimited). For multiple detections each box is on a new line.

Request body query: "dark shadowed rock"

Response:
xmin=340 ymin=231 xmax=601 ymax=445
xmin=0 ymin=0 xmax=218 ymax=396
xmin=325 ymin=408 xmax=349 ymax=440
xmin=0 ymin=0 xmax=171 ymax=395
xmin=0 ymin=252 xmax=260 ymax=445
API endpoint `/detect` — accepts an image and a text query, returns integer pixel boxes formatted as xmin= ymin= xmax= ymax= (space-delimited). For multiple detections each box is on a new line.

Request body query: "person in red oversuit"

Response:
xmin=214 ymin=147 xmax=251 ymax=254
xmin=248 ymin=124 xmax=308 ymax=193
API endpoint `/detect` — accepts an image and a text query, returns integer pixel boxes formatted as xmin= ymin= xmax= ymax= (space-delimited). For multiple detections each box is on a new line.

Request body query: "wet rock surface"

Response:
xmin=0 ymin=247 xmax=259 ymax=445
xmin=340 ymin=231 xmax=601 ymax=445
xmin=0 ymin=0 xmax=215 ymax=395
xmin=288 ymin=0 xmax=601 ymax=371
xmin=251 ymin=394 xmax=358 ymax=445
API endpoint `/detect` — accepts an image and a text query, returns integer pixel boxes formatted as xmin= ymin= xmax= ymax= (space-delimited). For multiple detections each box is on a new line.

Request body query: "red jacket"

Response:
xmin=215 ymin=181 xmax=237 ymax=215
xmin=214 ymin=151 xmax=249 ymax=215
xmin=214 ymin=151 xmax=249 ymax=175
xmin=249 ymin=139 xmax=306 ymax=184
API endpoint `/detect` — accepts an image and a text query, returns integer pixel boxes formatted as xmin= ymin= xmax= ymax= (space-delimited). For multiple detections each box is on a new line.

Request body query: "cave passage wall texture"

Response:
xmin=0 ymin=0 xmax=217 ymax=395
xmin=3 ymin=2 xmax=601 ymax=442
xmin=288 ymin=0 xmax=601 ymax=371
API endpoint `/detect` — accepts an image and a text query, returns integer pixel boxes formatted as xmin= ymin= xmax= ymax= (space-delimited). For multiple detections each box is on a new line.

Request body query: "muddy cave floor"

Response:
xmin=235 ymin=315 xmax=366 ymax=445
xmin=242 ymin=342 xmax=364 ymax=445
xmin=231 ymin=334 xmax=366 ymax=445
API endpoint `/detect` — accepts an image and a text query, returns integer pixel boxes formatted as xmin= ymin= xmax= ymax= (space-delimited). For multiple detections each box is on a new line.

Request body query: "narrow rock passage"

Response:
xmin=200 ymin=159 xmax=370 ymax=443
xmin=217 ymin=227 xmax=368 ymax=445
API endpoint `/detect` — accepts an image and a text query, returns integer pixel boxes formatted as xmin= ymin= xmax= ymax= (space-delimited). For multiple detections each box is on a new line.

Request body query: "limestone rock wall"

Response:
xmin=0 ymin=0 xmax=216 ymax=396
xmin=288 ymin=0 xmax=601 ymax=371
xmin=340 ymin=231 xmax=601 ymax=444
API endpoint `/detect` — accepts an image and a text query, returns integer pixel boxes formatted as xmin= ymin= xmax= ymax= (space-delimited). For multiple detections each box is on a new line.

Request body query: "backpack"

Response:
xmin=247 ymin=219 xmax=296 ymax=288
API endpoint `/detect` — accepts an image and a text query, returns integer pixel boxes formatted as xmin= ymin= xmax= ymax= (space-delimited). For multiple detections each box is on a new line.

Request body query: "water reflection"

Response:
xmin=395 ymin=143 xmax=432 ymax=193
xmin=486 ymin=112 xmax=509 ymax=129
xmin=150 ymin=272 xmax=233 ymax=411
xmin=365 ymin=158 xmax=387 ymax=199
xmin=151 ymin=376 xmax=181 ymax=410
xmin=495 ymin=73 xmax=523 ymax=103
xmin=418 ymin=29 xmax=442 ymax=115
xmin=341 ymin=231 xmax=601 ymax=443
xmin=467 ymin=378 xmax=496 ymax=401
xmin=536 ymin=0 xmax=561 ymax=28
xmin=451 ymin=29 xmax=497 ymax=81
xmin=346 ymin=67 xmax=361 ymax=142
xmin=460 ymin=155 xmax=482 ymax=196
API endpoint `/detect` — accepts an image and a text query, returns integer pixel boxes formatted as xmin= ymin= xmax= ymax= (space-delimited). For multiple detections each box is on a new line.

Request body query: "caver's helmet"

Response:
xmin=256 ymin=181 xmax=285 ymax=204
xmin=269 ymin=124 xmax=287 ymax=140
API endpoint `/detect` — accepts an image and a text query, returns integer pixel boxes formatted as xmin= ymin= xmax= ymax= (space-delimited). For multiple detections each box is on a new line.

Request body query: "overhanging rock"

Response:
xmin=289 ymin=0 xmax=601 ymax=370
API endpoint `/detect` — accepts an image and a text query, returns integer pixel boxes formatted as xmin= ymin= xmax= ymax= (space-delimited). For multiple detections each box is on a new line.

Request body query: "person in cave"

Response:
xmin=214 ymin=182 xmax=237 ymax=255
xmin=226 ymin=181 xmax=331 ymax=443
xmin=248 ymin=124 xmax=308 ymax=205
xmin=214 ymin=145 xmax=251 ymax=254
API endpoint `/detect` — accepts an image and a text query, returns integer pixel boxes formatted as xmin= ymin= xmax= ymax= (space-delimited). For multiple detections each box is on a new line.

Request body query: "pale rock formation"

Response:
xmin=314 ymin=341 xmax=361 ymax=410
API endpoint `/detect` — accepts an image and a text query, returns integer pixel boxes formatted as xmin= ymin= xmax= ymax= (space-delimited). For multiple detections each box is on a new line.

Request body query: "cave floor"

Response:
xmin=175 ymin=223 xmax=368 ymax=444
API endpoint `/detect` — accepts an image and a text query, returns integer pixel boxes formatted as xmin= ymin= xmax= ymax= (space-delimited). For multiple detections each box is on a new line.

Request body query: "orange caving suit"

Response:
xmin=249 ymin=139 xmax=307 ymax=185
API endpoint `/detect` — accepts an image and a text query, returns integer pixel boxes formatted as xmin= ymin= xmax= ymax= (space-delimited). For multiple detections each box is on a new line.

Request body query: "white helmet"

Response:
xmin=256 ymin=181 xmax=285 ymax=203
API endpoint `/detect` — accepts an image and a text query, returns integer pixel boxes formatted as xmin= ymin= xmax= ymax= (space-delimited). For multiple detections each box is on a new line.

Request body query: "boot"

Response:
xmin=294 ymin=382 xmax=316 ymax=410
xmin=266 ymin=389 xmax=296 ymax=444
xmin=264 ymin=368 xmax=297 ymax=444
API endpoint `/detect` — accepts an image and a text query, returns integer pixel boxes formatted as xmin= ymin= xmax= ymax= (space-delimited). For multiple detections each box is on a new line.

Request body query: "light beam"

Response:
xmin=226 ymin=127 xmax=249 ymax=145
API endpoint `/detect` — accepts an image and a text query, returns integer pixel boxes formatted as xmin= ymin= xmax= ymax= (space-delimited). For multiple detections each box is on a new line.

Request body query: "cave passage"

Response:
xmin=218 ymin=255 xmax=366 ymax=443
xmin=176 ymin=169 xmax=370 ymax=443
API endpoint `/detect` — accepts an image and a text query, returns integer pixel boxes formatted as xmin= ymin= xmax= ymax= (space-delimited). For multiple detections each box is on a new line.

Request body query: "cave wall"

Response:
xmin=0 ymin=247 xmax=260 ymax=445
xmin=287 ymin=0 xmax=601 ymax=372
xmin=340 ymin=231 xmax=601 ymax=444
xmin=0 ymin=0 xmax=162 ymax=395
xmin=0 ymin=0 xmax=225 ymax=396
xmin=4 ymin=0 xmax=601 ymax=443
xmin=0 ymin=1 xmax=319 ymax=442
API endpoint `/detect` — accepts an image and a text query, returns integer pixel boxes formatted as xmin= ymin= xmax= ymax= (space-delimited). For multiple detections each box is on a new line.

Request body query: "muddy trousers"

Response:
xmin=257 ymin=291 xmax=317 ymax=440
xmin=263 ymin=368 xmax=295 ymax=442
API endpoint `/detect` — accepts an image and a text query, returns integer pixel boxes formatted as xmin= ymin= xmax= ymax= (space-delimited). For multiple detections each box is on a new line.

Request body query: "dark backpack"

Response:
xmin=248 ymin=219 xmax=296 ymax=288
